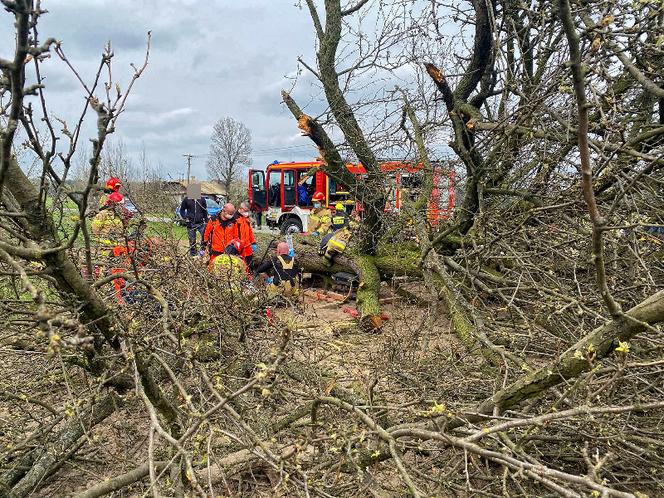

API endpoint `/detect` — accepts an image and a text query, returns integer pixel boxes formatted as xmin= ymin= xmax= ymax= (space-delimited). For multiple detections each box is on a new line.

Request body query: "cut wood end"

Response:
xmin=361 ymin=314 xmax=384 ymax=333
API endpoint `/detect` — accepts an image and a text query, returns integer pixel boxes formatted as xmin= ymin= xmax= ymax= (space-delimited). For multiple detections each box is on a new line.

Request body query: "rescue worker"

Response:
xmin=209 ymin=239 xmax=249 ymax=297
xmin=320 ymin=226 xmax=353 ymax=266
xmin=179 ymin=194 xmax=208 ymax=256
xmin=99 ymin=177 xmax=122 ymax=207
xmin=330 ymin=202 xmax=349 ymax=231
xmin=92 ymin=177 xmax=125 ymax=236
xmin=254 ymin=242 xmax=302 ymax=298
xmin=209 ymin=238 xmax=247 ymax=276
xmin=91 ymin=189 xmax=134 ymax=302
xmin=91 ymin=191 xmax=130 ymax=239
xmin=204 ymin=203 xmax=240 ymax=265
xmin=308 ymin=191 xmax=332 ymax=236
xmin=236 ymin=201 xmax=257 ymax=267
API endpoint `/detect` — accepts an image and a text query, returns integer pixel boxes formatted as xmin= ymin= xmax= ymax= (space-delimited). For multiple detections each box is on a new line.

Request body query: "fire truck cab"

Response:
xmin=248 ymin=160 xmax=455 ymax=233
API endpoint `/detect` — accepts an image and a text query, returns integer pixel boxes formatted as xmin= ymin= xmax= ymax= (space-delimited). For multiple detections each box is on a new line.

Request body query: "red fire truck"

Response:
xmin=248 ymin=160 xmax=455 ymax=233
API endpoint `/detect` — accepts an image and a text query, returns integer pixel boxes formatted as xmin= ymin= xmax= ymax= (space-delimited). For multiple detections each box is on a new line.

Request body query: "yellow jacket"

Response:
xmin=91 ymin=209 xmax=124 ymax=238
xmin=308 ymin=208 xmax=331 ymax=234
xmin=210 ymin=254 xmax=247 ymax=279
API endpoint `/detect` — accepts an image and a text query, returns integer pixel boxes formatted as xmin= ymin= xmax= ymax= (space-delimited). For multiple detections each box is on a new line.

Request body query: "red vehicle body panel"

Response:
xmin=248 ymin=160 xmax=455 ymax=228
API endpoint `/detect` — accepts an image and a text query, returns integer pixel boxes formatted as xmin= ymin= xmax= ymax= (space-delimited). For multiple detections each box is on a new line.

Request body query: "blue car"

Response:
xmin=175 ymin=197 xmax=221 ymax=225
xmin=124 ymin=199 xmax=139 ymax=216
xmin=205 ymin=198 xmax=221 ymax=218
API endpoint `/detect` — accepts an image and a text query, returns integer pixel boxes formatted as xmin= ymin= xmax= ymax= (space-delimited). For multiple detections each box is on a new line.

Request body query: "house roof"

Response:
xmin=164 ymin=180 xmax=226 ymax=196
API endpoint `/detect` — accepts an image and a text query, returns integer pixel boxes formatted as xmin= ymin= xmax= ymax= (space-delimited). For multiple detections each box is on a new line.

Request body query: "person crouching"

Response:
xmin=209 ymin=238 xmax=249 ymax=294
xmin=254 ymin=242 xmax=301 ymax=299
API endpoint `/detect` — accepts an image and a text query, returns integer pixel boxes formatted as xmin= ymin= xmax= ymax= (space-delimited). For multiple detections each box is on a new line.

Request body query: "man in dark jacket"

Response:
xmin=180 ymin=195 xmax=208 ymax=256
xmin=254 ymin=242 xmax=301 ymax=298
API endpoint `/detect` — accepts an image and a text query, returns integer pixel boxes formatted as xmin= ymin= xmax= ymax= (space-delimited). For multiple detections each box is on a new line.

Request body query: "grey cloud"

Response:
xmin=3 ymin=0 xmax=330 ymax=180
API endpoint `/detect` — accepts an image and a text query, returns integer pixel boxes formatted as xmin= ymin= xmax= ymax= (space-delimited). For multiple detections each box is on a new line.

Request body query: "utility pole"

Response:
xmin=183 ymin=154 xmax=194 ymax=184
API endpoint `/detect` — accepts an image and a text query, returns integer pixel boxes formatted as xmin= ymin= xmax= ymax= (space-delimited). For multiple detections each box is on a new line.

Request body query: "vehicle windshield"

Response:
xmin=206 ymin=199 xmax=220 ymax=210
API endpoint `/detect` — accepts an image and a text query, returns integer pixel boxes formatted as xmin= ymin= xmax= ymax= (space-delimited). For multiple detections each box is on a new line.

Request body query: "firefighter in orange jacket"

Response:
xmin=236 ymin=201 xmax=257 ymax=267
xmin=204 ymin=203 xmax=240 ymax=264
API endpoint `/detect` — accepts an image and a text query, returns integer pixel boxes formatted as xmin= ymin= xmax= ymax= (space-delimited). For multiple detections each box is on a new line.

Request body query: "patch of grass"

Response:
xmin=145 ymin=221 xmax=188 ymax=241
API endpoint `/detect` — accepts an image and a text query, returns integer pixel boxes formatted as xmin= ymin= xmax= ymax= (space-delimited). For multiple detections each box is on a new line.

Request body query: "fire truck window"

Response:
xmin=401 ymin=174 xmax=422 ymax=189
xmin=328 ymin=179 xmax=349 ymax=203
xmin=251 ymin=172 xmax=264 ymax=189
xmin=401 ymin=174 xmax=422 ymax=202
xmin=283 ymin=170 xmax=296 ymax=206
xmin=284 ymin=171 xmax=294 ymax=187
xmin=297 ymin=172 xmax=314 ymax=206
xmin=268 ymin=171 xmax=281 ymax=207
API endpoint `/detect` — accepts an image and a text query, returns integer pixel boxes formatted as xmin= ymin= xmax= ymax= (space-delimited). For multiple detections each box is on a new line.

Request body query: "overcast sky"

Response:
xmin=2 ymin=0 xmax=330 ymax=181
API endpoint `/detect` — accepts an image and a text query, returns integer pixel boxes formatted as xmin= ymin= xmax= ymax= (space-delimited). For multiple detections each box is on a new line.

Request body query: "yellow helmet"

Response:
xmin=335 ymin=203 xmax=344 ymax=211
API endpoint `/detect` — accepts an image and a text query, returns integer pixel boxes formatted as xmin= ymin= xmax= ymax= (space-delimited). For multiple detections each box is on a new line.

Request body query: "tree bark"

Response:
xmin=476 ymin=290 xmax=664 ymax=416
xmin=9 ymin=395 xmax=120 ymax=498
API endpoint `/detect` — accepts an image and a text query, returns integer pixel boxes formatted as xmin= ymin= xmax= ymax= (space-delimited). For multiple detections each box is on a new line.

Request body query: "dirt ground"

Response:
xmin=2 ymin=279 xmax=488 ymax=497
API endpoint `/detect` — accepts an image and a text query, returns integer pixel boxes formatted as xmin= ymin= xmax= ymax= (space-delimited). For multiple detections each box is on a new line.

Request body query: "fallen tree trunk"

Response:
xmin=475 ymin=289 xmax=664 ymax=416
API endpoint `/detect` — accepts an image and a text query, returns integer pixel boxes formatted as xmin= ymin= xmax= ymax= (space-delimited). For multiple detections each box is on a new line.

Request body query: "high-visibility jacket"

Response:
xmin=204 ymin=218 xmax=240 ymax=254
xmin=269 ymin=255 xmax=300 ymax=297
xmin=331 ymin=212 xmax=349 ymax=230
xmin=209 ymin=254 xmax=247 ymax=278
xmin=91 ymin=210 xmax=123 ymax=237
xmin=320 ymin=227 xmax=352 ymax=263
xmin=209 ymin=254 xmax=248 ymax=295
xmin=236 ymin=216 xmax=256 ymax=258
xmin=308 ymin=208 xmax=331 ymax=234
xmin=254 ymin=255 xmax=301 ymax=298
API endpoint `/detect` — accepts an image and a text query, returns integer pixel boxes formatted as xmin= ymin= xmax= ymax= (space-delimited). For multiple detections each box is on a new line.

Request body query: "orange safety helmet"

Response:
xmin=105 ymin=177 xmax=122 ymax=191
xmin=312 ymin=191 xmax=325 ymax=202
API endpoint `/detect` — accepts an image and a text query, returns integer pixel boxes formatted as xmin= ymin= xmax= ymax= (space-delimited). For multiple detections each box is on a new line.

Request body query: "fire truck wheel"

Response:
xmin=280 ymin=218 xmax=303 ymax=234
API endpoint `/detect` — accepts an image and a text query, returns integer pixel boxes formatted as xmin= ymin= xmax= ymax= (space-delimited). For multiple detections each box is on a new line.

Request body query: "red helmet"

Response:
xmin=105 ymin=177 xmax=122 ymax=191
xmin=312 ymin=191 xmax=325 ymax=202
xmin=107 ymin=192 xmax=124 ymax=205
xmin=224 ymin=238 xmax=243 ymax=256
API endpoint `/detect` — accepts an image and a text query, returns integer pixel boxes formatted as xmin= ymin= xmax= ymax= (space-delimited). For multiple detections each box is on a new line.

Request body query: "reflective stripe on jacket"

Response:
xmin=331 ymin=213 xmax=348 ymax=230
xmin=309 ymin=208 xmax=331 ymax=234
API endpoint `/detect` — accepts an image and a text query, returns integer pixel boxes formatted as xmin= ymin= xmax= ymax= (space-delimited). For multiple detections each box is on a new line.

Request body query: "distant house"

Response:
xmin=163 ymin=179 xmax=227 ymax=204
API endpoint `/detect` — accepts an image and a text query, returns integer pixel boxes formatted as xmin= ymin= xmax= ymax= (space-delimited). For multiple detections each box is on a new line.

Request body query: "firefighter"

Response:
xmin=308 ymin=191 xmax=332 ymax=236
xmin=99 ymin=177 xmax=122 ymax=207
xmin=330 ymin=202 xmax=349 ymax=231
xmin=320 ymin=226 xmax=353 ymax=266
xmin=209 ymin=239 xmax=249 ymax=298
xmin=236 ymin=201 xmax=257 ymax=267
xmin=209 ymin=238 xmax=247 ymax=276
xmin=254 ymin=242 xmax=301 ymax=298
xmin=204 ymin=203 xmax=240 ymax=265
xmin=90 ymin=190 xmax=135 ymax=302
